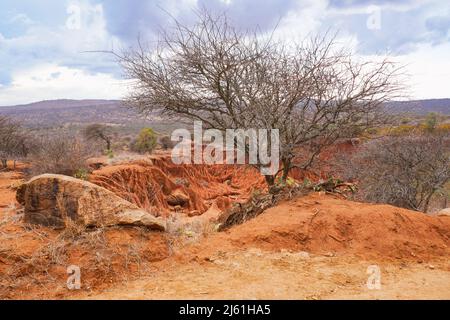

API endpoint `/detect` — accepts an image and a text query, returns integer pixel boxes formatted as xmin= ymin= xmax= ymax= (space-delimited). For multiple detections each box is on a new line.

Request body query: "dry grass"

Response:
xmin=0 ymin=220 xmax=170 ymax=299
xmin=165 ymin=212 xmax=219 ymax=252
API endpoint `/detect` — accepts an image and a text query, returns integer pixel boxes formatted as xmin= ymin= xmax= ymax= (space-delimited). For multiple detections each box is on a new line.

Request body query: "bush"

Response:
xmin=0 ymin=116 xmax=31 ymax=168
xmin=345 ymin=134 xmax=450 ymax=212
xmin=74 ymin=168 xmax=90 ymax=180
xmin=29 ymin=134 xmax=95 ymax=177
xmin=424 ymin=112 xmax=439 ymax=132
xmin=131 ymin=128 xmax=157 ymax=154
xmin=159 ymin=135 xmax=174 ymax=150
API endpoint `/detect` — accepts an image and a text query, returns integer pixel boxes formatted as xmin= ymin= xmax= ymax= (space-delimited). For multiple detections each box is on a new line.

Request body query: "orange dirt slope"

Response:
xmin=89 ymin=156 xmax=266 ymax=217
xmin=182 ymin=193 xmax=450 ymax=262
xmin=75 ymin=192 xmax=450 ymax=300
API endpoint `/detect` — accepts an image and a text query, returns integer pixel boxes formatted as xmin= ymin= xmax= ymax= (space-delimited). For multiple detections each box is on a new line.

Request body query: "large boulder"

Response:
xmin=16 ymin=174 xmax=166 ymax=231
xmin=438 ymin=208 xmax=450 ymax=217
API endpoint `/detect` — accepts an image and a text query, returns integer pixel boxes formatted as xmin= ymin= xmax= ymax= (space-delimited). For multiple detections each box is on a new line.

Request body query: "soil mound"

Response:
xmin=189 ymin=193 xmax=450 ymax=261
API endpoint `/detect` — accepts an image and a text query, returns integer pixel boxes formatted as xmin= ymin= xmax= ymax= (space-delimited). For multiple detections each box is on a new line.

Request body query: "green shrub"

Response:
xmin=131 ymin=128 xmax=158 ymax=154
xmin=424 ymin=112 xmax=438 ymax=132
xmin=74 ymin=168 xmax=89 ymax=180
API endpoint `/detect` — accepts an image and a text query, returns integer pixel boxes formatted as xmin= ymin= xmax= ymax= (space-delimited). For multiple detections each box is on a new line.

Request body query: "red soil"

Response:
xmin=1 ymin=161 xmax=450 ymax=299
xmin=183 ymin=193 xmax=450 ymax=262
xmin=89 ymin=156 xmax=266 ymax=217
xmin=87 ymin=151 xmax=450 ymax=262
xmin=75 ymin=193 xmax=450 ymax=300
xmin=2 ymin=154 xmax=450 ymax=299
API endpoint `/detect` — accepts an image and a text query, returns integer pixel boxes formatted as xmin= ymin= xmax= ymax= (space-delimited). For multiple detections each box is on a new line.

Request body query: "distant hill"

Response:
xmin=0 ymin=99 xmax=157 ymax=128
xmin=1 ymin=98 xmax=450 ymax=130
xmin=385 ymin=99 xmax=450 ymax=115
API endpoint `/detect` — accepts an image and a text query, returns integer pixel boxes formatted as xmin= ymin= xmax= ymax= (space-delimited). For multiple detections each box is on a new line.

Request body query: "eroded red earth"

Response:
xmin=1 ymin=152 xmax=450 ymax=300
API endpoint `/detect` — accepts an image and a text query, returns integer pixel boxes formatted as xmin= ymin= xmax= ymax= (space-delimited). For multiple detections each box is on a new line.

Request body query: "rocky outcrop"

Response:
xmin=16 ymin=174 xmax=166 ymax=230
xmin=438 ymin=208 xmax=450 ymax=217
xmin=166 ymin=189 xmax=190 ymax=207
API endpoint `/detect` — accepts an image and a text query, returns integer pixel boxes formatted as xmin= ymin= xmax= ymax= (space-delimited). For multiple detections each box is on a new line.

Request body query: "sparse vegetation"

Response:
xmin=346 ymin=133 xmax=450 ymax=212
xmin=28 ymin=134 xmax=95 ymax=177
xmin=131 ymin=128 xmax=158 ymax=154
xmin=0 ymin=116 xmax=31 ymax=169
xmin=2 ymin=4 xmax=450 ymax=302
xmin=423 ymin=112 xmax=441 ymax=133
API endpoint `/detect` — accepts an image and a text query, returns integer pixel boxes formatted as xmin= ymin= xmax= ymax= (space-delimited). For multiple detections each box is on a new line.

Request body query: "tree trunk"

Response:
xmin=1 ymin=159 xmax=7 ymax=169
xmin=281 ymin=158 xmax=291 ymax=182
xmin=423 ymin=192 xmax=435 ymax=213
xmin=265 ymin=175 xmax=275 ymax=187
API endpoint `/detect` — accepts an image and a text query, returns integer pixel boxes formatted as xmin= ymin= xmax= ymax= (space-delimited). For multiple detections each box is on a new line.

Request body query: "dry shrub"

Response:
xmin=345 ymin=133 xmax=450 ymax=212
xmin=28 ymin=134 xmax=96 ymax=177
xmin=1 ymin=224 xmax=169 ymax=299
xmin=165 ymin=212 xmax=218 ymax=248
xmin=0 ymin=116 xmax=31 ymax=168
xmin=159 ymin=135 xmax=175 ymax=150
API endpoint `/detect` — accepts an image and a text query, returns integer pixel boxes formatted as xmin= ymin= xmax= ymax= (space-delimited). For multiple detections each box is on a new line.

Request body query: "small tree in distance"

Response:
xmin=83 ymin=124 xmax=115 ymax=152
xmin=131 ymin=128 xmax=158 ymax=154
xmin=424 ymin=112 xmax=439 ymax=132
xmin=159 ymin=135 xmax=174 ymax=150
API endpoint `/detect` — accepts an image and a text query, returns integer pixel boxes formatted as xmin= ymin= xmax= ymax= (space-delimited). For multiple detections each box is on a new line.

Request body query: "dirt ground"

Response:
xmin=0 ymin=165 xmax=23 ymax=212
xmin=75 ymin=250 xmax=450 ymax=300
xmin=75 ymin=193 xmax=450 ymax=300
xmin=1 ymin=162 xmax=450 ymax=300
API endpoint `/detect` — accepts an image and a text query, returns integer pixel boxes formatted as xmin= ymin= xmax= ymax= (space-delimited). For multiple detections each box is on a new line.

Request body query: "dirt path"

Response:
xmin=76 ymin=249 xmax=450 ymax=300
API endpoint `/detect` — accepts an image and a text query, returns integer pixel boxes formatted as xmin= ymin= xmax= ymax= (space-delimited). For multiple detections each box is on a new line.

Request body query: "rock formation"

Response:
xmin=16 ymin=174 xmax=166 ymax=230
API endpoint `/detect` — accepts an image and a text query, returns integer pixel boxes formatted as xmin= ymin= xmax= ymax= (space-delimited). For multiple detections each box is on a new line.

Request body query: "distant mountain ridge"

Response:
xmin=385 ymin=99 xmax=450 ymax=115
xmin=0 ymin=99 xmax=153 ymax=128
xmin=1 ymin=98 xmax=450 ymax=129
xmin=0 ymin=99 xmax=121 ymax=110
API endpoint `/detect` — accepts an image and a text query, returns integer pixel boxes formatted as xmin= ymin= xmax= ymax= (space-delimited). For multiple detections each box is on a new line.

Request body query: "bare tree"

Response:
xmin=0 ymin=116 xmax=30 ymax=169
xmin=117 ymin=11 xmax=404 ymax=186
xmin=345 ymin=134 xmax=450 ymax=213
xmin=83 ymin=124 xmax=115 ymax=151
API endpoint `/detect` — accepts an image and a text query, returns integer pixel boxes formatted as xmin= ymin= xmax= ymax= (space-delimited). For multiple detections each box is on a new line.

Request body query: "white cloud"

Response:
xmin=274 ymin=0 xmax=329 ymax=41
xmin=0 ymin=1 xmax=126 ymax=105
xmin=1 ymin=0 xmax=449 ymax=104
xmin=0 ymin=1 xmax=121 ymax=76
xmin=8 ymin=13 xmax=34 ymax=26
xmin=270 ymin=0 xmax=450 ymax=99
xmin=396 ymin=41 xmax=450 ymax=99
xmin=0 ymin=64 xmax=128 ymax=106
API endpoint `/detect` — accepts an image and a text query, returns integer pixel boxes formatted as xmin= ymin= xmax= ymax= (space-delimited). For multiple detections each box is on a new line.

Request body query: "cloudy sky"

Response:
xmin=0 ymin=0 xmax=449 ymax=106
